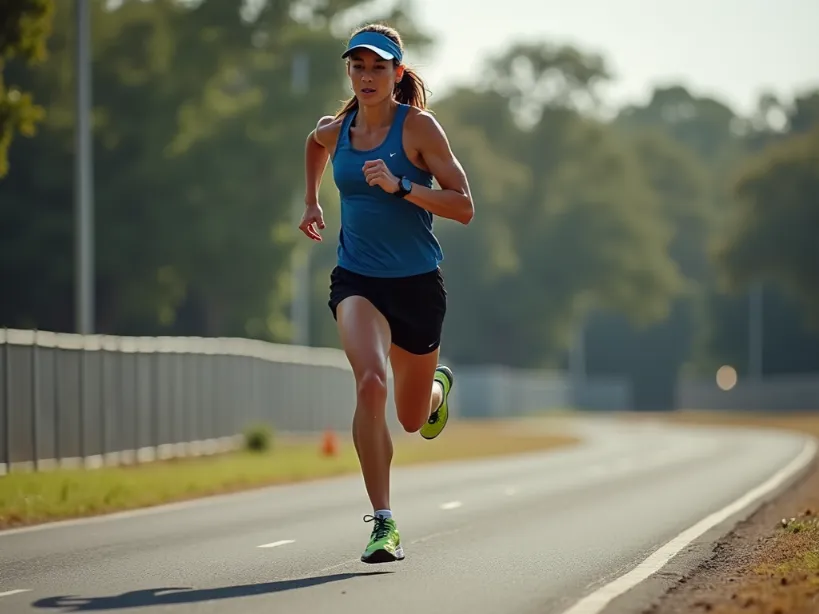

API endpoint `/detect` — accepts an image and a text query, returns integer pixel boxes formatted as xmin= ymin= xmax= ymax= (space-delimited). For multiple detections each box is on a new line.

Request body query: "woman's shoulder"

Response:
xmin=313 ymin=114 xmax=345 ymax=149
xmin=403 ymin=106 xmax=449 ymax=145
xmin=403 ymin=105 xmax=436 ymax=125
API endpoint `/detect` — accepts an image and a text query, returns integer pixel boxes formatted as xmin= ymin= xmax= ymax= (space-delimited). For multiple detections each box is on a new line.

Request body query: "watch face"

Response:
xmin=401 ymin=177 xmax=412 ymax=192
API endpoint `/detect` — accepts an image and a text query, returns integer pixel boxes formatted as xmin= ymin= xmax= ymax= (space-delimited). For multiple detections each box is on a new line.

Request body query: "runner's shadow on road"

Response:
xmin=31 ymin=571 xmax=392 ymax=611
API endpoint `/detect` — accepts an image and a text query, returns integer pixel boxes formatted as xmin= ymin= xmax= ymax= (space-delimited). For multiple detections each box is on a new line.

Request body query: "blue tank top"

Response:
xmin=331 ymin=103 xmax=443 ymax=278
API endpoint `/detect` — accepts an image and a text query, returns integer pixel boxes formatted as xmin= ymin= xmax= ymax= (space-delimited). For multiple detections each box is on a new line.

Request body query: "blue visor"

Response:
xmin=342 ymin=31 xmax=403 ymax=62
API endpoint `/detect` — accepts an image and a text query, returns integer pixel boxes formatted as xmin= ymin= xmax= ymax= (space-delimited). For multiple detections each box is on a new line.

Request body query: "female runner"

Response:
xmin=299 ymin=23 xmax=474 ymax=564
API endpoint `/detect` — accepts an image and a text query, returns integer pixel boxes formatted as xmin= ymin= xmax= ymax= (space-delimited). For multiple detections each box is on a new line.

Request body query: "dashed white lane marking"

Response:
xmin=440 ymin=501 xmax=462 ymax=510
xmin=560 ymin=437 xmax=818 ymax=614
xmin=0 ymin=590 xmax=30 ymax=598
xmin=257 ymin=539 xmax=295 ymax=549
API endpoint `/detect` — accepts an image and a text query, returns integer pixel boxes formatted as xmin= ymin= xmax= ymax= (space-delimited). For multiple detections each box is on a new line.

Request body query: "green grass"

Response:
xmin=754 ymin=519 xmax=819 ymax=581
xmin=782 ymin=518 xmax=819 ymax=535
xmin=0 ymin=420 xmax=578 ymax=529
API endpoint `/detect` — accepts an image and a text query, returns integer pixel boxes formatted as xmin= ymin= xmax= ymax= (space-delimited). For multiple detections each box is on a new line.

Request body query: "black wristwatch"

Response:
xmin=394 ymin=176 xmax=412 ymax=198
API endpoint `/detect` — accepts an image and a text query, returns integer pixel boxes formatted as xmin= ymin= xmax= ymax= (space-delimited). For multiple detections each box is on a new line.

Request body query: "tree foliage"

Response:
xmin=0 ymin=0 xmax=54 ymax=177
xmin=2 ymin=0 xmax=818 ymax=395
xmin=717 ymin=126 xmax=819 ymax=326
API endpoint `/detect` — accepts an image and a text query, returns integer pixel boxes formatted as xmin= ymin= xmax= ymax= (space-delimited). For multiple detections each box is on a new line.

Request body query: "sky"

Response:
xmin=398 ymin=0 xmax=819 ymax=115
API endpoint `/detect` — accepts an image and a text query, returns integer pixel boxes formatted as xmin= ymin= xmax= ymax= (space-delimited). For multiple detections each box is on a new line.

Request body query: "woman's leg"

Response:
xmin=388 ymin=268 xmax=452 ymax=438
xmin=336 ymin=296 xmax=393 ymax=512
xmin=336 ymin=295 xmax=406 ymax=563
xmin=390 ymin=344 xmax=441 ymax=432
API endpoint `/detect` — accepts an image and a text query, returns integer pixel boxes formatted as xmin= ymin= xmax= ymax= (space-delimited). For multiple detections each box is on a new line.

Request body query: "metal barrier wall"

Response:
xmin=0 ymin=329 xmax=377 ymax=474
xmin=0 ymin=328 xmax=631 ymax=474
xmin=675 ymin=375 xmax=819 ymax=411
xmin=450 ymin=365 xmax=631 ymax=418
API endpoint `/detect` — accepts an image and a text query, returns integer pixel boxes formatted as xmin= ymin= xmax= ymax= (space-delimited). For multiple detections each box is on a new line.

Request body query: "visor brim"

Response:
xmin=342 ymin=44 xmax=395 ymax=61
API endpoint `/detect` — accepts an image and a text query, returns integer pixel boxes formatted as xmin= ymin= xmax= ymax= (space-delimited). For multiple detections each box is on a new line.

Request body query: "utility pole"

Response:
xmin=75 ymin=0 xmax=94 ymax=334
xmin=748 ymin=282 xmax=764 ymax=379
xmin=290 ymin=52 xmax=310 ymax=346
xmin=568 ymin=319 xmax=586 ymax=410
xmin=568 ymin=320 xmax=586 ymax=382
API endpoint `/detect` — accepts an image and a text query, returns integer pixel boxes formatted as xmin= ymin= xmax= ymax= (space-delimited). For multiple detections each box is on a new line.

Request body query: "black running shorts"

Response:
xmin=328 ymin=265 xmax=447 ymax=355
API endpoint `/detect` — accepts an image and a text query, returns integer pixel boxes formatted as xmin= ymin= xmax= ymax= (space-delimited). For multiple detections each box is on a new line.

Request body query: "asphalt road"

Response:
xmin=0 ymin=417 xmax=814 ymax=614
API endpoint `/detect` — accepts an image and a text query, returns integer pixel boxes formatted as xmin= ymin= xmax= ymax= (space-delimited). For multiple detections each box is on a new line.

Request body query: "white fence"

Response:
xmin=676 ymin=375 xmax=819 ymax=411
xmin=0 ymin=328 xmax=630 ymax=474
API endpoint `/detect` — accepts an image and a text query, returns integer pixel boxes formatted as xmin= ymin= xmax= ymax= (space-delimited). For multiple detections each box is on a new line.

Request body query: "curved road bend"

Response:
xmin=0 ymin=417 xmax=814 ymax=614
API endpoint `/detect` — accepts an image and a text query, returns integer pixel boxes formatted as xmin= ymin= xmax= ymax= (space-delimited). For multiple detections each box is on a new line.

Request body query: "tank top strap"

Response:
xmin=384 ymin=104 xmax=410 ymax=147
xmin=394 ymin=102 xmax=411 ymax=123
xmin=334 ymin=109 xmax=357 ymax=157
xmin=334 ymin=104 xmax=409 ymax=157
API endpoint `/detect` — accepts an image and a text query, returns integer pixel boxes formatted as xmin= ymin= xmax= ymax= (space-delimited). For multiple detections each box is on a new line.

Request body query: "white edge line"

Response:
xmin=257 ymin=539 xmax=295 ymax=549
xmin=0 ymin=589 xmax=31 ymax=598
xmin=559 ymin=437 xmax=818 ymax=614
xmin=440 ymin=501 xmax=462 ymax=510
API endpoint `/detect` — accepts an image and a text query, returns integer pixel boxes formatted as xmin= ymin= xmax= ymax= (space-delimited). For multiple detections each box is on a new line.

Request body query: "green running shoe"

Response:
xmin=361 ymin=515 xmax=404 ymax=564
xmin=420 ymin=365 xmax=453 ymax=440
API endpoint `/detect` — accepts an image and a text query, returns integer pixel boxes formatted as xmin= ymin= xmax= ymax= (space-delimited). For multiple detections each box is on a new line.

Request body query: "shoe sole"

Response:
xmin=361 ymin=546 xmax=405 ymax=564
xmin=421 ymin=366 xmax=454 ymax=440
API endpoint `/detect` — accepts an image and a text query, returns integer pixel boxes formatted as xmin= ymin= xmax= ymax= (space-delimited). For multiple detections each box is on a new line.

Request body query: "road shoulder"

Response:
xmin=639 ymin=453 xmax=819 ymax=614
xmin=614 ymin=412 xmax=819 ymax=614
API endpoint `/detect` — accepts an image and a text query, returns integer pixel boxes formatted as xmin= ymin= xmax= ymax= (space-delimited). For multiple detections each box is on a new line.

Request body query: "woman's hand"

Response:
xmin=299 ymin=203 xmax=325 ymax=241
xmin=363 ymin=159 xmax=399 ymax=193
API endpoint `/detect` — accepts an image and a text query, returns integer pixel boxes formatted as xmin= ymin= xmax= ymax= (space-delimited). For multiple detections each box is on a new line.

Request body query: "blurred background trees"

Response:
xmin=2 ymin=0 xmax=817 ymax=409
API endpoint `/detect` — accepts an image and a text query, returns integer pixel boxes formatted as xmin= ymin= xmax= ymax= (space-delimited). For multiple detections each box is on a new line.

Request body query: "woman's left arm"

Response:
xmin=364 ymin=112 xmax=474 ymax=225
xmin=405 ymin=113 xmax=474 ymax=224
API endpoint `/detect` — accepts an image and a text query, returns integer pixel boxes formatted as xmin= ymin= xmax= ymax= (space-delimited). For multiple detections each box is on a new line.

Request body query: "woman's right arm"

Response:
xmin=304 ymin=116 xmax=338 ymax=206
xmin=300 ymin=116 xmax=340 ymax=241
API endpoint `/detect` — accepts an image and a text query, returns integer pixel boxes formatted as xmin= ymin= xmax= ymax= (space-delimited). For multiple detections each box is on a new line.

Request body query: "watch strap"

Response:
xmin=395 ymin=176 xmax=411 ymax=198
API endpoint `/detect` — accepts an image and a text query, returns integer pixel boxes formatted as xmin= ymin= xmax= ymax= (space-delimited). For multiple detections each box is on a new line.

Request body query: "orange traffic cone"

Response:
xmin=321 ymin=430 xmax=339 ymax=457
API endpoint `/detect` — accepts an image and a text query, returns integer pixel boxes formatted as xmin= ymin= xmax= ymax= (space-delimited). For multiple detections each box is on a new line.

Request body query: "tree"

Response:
xmin=716 ymin=125 xmax=819 ymax=328
xmin=0 ymin=0 xmax=435 ymax=340
xmin=583 ymin=127 xmax=714 ymax=408
xmin=0 ymin=0 xmax=54 ymax=177
xmin=484 ymin=41 xmax=611 ymax=127
xmin=616 ymin=85 xmax=742 ymax=169
xmin=430 ymin=45 xmax=684 ymax=367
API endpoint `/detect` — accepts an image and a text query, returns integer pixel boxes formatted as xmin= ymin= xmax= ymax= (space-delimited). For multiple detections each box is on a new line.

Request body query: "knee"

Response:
xmin=355 ymin=368 xmax=388 ymax=409
xmin=397 ymin=397 xmax=428 ymax=432
xmin=398 ymin=414 xmax=426 ymax=434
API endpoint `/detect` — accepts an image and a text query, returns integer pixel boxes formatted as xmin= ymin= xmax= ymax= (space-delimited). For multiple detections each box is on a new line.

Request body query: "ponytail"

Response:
xmin=394 ymin=66 xmax=428 ymax=110
xmin=335 ymin=63 xmax=429 ymax=118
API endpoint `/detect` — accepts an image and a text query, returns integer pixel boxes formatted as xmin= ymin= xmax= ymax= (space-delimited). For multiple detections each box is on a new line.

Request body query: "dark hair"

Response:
xmin=335 ymin=24 xmax=428 ymax=118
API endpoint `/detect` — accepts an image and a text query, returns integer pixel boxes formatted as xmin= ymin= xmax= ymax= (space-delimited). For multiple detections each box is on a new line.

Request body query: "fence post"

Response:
xmin=100 ymin=335 xmax=106 ymax=464
xmin=54 ymin=333 xmax=61 ymax=466
xmin=3 ymin=330 xmax=10 ymax=474
xmin=32 ymin=330 xmax=40 ymax=471
xmin=79 ymin=334 xmax=87 ymax=466
xmin=133 ymin=338 xmax=140 ymax=462
xmin=151 ymin=338 xmax=159 ymax=459
xmin=117 ymin=335 xmax=125 ymax=466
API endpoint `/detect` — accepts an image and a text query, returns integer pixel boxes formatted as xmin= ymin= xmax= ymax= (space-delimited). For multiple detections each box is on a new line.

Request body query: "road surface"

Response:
xmin=0 ymin=417 xmax=815 ymax=614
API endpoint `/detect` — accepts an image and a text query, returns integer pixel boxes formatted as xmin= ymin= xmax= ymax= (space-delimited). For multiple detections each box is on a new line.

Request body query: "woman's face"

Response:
xmin=347 ymin=48 xmax=404 ymax=106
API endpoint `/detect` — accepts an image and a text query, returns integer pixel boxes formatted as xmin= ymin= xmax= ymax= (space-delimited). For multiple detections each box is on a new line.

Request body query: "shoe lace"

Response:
xmin=363 ymin=514 xmax=391 ymax=540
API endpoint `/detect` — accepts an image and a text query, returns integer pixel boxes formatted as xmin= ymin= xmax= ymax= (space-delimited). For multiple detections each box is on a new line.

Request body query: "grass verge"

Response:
xmin=0 ymin=419 xmax=577 ymax=530
xmin=624 ymin=410 xmax=819 ymax=614
xmin=725 ymin=514 xmax=819 ymax=614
